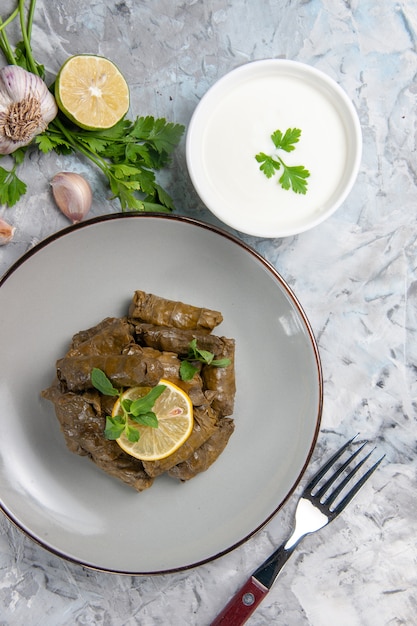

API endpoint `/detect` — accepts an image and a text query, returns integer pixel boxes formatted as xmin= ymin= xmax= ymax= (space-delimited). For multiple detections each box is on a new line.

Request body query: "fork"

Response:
xmin=210 ymin=436 xmax=384 ymax=626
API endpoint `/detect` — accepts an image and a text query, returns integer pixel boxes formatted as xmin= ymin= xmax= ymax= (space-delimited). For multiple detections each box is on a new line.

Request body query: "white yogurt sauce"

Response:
xmin=200 ymin=74 xmax=349 ymax=234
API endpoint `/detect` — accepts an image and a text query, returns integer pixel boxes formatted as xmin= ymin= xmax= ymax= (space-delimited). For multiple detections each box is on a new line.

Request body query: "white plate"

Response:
xmin=186 ymin=59 xmax=362 ymax=238
xmin=0 ymin=214 xmax=322 ymax=573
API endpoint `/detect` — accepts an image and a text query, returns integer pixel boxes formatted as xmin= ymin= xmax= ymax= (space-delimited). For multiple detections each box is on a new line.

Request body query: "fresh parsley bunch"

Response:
xmin=36 ymin=115 xmax=185 ymax=212
xmin=0 ymin=1 xmax=184 ymax=210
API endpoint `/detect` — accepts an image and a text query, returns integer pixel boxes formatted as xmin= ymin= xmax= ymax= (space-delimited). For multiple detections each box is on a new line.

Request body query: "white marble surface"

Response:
xmin=0 ymin=1 xmax=416 ymax=624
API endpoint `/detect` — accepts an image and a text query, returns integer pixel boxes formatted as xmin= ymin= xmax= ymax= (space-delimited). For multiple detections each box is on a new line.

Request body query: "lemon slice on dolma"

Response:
xmin=112 ymin=380 xmax=193 ymax=461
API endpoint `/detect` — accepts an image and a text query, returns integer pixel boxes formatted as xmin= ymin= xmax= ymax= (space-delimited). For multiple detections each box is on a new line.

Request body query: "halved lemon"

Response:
xmin=112 ymin=379 xmax=193 ymax=461
xmin=55 ymin=54 xmax=130 ymax=130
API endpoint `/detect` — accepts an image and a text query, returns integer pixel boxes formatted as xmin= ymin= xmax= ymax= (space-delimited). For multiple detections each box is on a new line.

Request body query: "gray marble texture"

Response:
xmin=0 ymin=0 xmax=416 ymax=624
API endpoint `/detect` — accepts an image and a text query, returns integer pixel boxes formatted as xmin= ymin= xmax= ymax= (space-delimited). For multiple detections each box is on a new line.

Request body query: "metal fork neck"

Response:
xmin=252 ymin=498 xmax=329 ymax=589
xmin=252 ymin=543 xmax=297 ymax=588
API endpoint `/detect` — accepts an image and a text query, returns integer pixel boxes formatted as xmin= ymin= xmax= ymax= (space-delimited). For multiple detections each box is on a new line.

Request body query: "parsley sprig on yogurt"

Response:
xmin=255 ymin=127 xmax=310 ymax=195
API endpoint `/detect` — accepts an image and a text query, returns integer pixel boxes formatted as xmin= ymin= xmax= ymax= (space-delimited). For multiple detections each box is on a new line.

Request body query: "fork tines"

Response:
xmin=305 ymin=435 xmax=385 ymax=517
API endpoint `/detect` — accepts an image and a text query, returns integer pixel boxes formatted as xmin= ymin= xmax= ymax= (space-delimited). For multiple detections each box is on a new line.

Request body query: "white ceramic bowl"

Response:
xmin=186 ymin=59 xmax=362 ymax=238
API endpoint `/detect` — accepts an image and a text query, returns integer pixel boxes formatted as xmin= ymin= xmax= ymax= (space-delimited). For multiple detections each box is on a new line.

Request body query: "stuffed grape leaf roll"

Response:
xmin=66 ymin=317 xmax=134 ymax=358
xmin=201 ymin=337 xmax=236 ymax=417
xmin=136 ymin=345 xmax=209 ymax=407
xmin=168 ymin=418 xmax=235 ymax=481
xmin=56 ymin=353 xmax=164 ymax=391
xmin=41 ymin=384 xmax=154 ymax=492
xmin=142 ymin=404 xmax=219 ymax=477
xmin=128 ymin=290 xmax=223 ymax=332
xmin=69 ymin=316 xmax=123 ymax=348
xmin=132 ymin=322 xmax=225 ymax=356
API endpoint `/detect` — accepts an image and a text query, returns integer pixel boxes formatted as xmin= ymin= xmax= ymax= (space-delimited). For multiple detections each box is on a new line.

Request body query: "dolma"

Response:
xmin=142 ymin=404 xmax=219 ymax=477
xmin=42 ymin=384 xmax=99 ymax=455
xmin=57 ymin=353 xmax=164 ymax=391
xmin=43 ymin=290 xmax=237 ymax=492
xmin=201 ymin=337 xmax=236 ymax=417
xmin=168 ymin=418 xmax=235 ymax=481
xmin=137 ymin=345 xmax=182 ymax=378
xmin=132 ymin=323 xmax=225 ymax=356
xmin=128 ymin=290 xmax=223 ymax=332
xmin=41 ymin=384 xmax=154 ymax=492
xmin=69 ymin=316 xmax=121 ymax=348
xmin=138 ymin=345 xmax=208 ymax=407
xmin=66 ymin=317 xmax=134 ymax=358
xmin=93 ymin=455 xmax=154 ymax=492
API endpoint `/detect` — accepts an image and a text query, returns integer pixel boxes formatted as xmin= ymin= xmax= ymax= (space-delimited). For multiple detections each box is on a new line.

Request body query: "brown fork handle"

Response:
xmin=210 ymin=544 xmax=295 ymax=625
xmin=210 ymin=577 xmax=268 ymax=625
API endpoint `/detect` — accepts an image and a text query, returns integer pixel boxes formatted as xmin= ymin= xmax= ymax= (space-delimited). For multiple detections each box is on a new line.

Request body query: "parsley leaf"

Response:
xmin=0 ymin=161 xmax=27 ymax=207
xmin=35 ymin=132 xmax=72 ymax=155
xmin=130 ymin=116 xmax=185 ymax=154
xmin=271 ymin=128 xmax=301 ymax=152
xmin=41 ymin=114 xmax=185 ymax=212
xmin=255 ymin=127 xmax=310 ymax=195
xmin=255 ymin=153 xmax=280 ymax=178
xmin=279 ymin=164 xmax=311 ymax=194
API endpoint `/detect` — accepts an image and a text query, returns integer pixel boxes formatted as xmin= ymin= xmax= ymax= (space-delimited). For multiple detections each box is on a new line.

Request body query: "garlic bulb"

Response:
xmin=0 ymin=217 xmax=15 ymax=245
xmin=0 ymin=65 xmax=58 ymax=155
xmin=51 ymin=172 xmax=93 ymax=223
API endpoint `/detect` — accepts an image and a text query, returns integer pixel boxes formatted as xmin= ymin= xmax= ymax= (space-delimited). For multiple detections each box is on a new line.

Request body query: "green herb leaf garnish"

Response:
xmin=278 ymin=164 xmax=311 ymax=194
xmin=91 ymin=367 xmax=119 ymax=396
xmin=131 ymin=412 xmax=159 ymax=428
xmin=255 ymin=127 xmax=310 ymax=195
xmin=255 ymin=153 xmax=280 ymax=179
xmin=179 ymin=339 xmax=231 ymax=381
xmin=104 ymin=415 xmax=126 ymax=440
xmin=271 ymin=128 xmax=302 ymax=152
xmin=130 ymin=384 xmax=167 ymax=415
xmin=179 ymin=360 xmax=199 ymax=382
xmin=91 ymin=368 xmax=165 ymax=441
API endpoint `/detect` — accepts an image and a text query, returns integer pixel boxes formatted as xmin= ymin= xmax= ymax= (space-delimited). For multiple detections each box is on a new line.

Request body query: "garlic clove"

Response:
xmin=0 ymin=217 xmax=15 ymax=245
xmin=51 ymin=172 xmax=93 ymax=223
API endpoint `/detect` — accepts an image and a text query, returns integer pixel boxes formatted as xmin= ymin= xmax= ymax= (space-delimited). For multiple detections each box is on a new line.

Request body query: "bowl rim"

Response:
xmin=186 ymin=58 xmax=363 ymax=238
